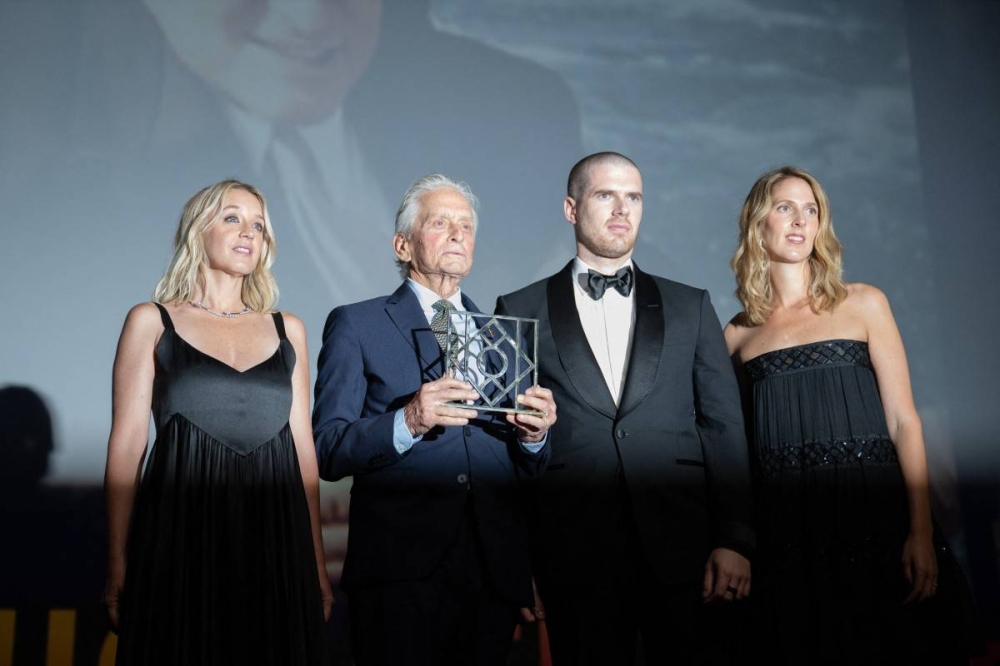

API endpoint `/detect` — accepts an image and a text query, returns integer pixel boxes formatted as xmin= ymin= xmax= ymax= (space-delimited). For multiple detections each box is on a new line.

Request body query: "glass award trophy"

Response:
xmin=440 ymin=311 xmax=542 ymax=416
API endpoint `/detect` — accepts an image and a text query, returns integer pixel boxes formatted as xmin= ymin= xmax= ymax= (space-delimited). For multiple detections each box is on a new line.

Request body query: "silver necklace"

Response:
xmin=190 ymin=301 xmax=252 ymax=319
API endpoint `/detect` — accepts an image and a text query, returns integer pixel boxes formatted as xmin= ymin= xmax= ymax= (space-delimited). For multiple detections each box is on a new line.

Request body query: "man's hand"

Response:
xmin=702 ymin=547 xmax=750 ymax=602
xmin=403 ymin=375 xmax=481 ymax=437
xmin=507 ymin=386 xmax=557 ymax=443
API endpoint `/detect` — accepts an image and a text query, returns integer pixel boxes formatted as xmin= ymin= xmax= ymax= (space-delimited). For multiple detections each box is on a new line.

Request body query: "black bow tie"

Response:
xmin=586 ymin=266 xmax=634 ymax=300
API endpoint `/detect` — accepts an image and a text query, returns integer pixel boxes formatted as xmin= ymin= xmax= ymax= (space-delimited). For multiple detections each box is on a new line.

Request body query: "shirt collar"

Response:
xmin=406 ymin=278 xmax=465 ymax=316
xmin=224 ymin=102 xmax=349 ymax=176
xmin=224 ymin=102 xmax=273 ymax=174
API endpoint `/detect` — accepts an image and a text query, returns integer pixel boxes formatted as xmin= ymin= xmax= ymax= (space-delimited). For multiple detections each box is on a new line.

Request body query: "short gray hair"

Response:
xmin=393 ymin=174 xmax=480 ymax=278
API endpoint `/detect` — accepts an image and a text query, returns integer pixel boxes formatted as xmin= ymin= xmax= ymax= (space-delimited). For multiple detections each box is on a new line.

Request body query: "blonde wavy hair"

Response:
xmin=153 ymin=180 xmax=279 ymax=311
xmin=732 ymin=166 xmax=847 ymax=325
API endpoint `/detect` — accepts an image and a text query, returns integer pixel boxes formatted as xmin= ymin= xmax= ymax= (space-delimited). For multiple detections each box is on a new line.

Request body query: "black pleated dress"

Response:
xmin=115 ymin=304 xmax=327 ymax=665
xmin=743 ymin=339 xmax=977 ymax=665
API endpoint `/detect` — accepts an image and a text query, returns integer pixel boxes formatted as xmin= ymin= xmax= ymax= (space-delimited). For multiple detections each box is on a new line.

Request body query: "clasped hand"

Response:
xmin=403 ymin=377 xmax=556 ymax=443
xmin=403 ymin=375 xmax=480 ymax=436
xmin=507 ymin=385 xmax=557 ymax=443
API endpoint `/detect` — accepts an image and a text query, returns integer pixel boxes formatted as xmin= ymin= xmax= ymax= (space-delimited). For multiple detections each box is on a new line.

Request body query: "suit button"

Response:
xmin=457 ymin=473 xmax=468 ymax=484
xmin=463 ymin=426 xmax=472 ymax=436
xmin=616 ymin=428 xmax=627 ymax=439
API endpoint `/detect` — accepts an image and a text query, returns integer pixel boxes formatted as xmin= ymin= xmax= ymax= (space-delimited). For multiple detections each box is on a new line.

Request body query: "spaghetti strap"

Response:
xmin=271 ymin=312 xmax=287 ymax=340
xmin=153 ymin=302 xmax=173 ymax=330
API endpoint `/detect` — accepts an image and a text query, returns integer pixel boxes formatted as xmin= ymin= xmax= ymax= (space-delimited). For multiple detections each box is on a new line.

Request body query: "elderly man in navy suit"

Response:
xmin=313 ymin=174 xmax=557 ymax=666
xmin=497 ymin=152 xmax=754 ymax=665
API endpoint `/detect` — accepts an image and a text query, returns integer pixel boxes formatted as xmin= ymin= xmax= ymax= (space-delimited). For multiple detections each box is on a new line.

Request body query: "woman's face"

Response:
xmin=202 ymin=188 xmax=266 ymax=276
xmin=760 ymin=176 xmax=820 ymax=264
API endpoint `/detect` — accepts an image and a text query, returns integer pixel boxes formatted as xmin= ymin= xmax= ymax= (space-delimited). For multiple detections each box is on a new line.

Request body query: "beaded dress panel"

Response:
xmin=741 ymin=339 xmax=976 ymax=665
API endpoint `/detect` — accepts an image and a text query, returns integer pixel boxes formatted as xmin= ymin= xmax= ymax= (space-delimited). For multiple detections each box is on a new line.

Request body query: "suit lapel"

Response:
xmin=547 ymin=262 xmax=618 ymax=419
xmin=617 ymin=265 xmax=664 ymax=419
xmin=385 ymin=283 xmax=445 ymax=380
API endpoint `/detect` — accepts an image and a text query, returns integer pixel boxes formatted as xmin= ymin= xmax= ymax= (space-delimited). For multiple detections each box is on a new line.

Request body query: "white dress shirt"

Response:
xmin=571 ymin=257 xmax=636 ymax=405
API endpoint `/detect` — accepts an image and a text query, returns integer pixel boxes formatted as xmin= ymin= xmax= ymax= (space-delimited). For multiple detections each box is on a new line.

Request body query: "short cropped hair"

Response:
xmin=567 ymin=151 xmax=639 ymax=201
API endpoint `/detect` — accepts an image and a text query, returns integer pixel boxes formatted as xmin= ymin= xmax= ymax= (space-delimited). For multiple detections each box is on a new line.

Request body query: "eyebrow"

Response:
xmin=425 ymin=211 xmax=472 ymax=221
xmin=594 ymin=189 xmax=642 ymax=197
xmin=222 ymin=204 xmax=264 ymax=219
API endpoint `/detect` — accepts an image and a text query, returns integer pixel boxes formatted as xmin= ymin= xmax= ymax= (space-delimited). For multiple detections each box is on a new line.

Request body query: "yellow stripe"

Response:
xmin=45 ymin=610 xmax=75 ymax=666
xmin=0 ymin=610 xmax=15 ymax=666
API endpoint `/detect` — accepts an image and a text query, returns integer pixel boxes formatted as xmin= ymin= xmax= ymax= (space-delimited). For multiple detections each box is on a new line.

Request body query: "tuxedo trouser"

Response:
xmin=540 ymin=478 xmax=740 ymax=666
xmin=348 ymin=495 xmax=520 ymax=666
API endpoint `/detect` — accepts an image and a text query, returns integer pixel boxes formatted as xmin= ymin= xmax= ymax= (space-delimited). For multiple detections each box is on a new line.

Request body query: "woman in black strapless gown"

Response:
xmin=724 ymin=167 xmax=977 ymax=664
xmin=103 ymin=180 xmax=332 ymax=665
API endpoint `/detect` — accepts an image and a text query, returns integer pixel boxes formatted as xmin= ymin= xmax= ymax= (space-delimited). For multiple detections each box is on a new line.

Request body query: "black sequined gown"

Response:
xmin=743 ymin=340 xmax=976 ymax=665
xmin=115 ymin=304 xmax=327 ymax=665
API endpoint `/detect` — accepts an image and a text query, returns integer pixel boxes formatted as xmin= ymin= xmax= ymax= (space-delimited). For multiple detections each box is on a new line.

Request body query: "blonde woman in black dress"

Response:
xmin=103 ymin=180 xmax=332 ymax=664
xmin=724 ymin=166 xmax=974 ymax=664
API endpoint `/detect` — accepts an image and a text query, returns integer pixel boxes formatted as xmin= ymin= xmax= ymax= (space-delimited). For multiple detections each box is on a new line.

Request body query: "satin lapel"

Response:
xmin=617 ymin=266 xmax=664 ymax=419
xmin=547 ymin=263 xmax=618 ymax=419
xmin=385 ymin=283 xmax=444 ymax=380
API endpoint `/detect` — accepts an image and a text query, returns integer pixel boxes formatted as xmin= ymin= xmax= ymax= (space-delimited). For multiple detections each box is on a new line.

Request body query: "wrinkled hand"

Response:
xmin=702 ymin=547 xmax=750 ymax=602
xmin=403 ymin=375 xmax=480 ymax=437
xmin=519 ymin=577 xmax=546 ymax=623
xmin=507 ymin=386 xmax=557 ymax=444
xmin=902 ymin=532 xmax=938 ymax=603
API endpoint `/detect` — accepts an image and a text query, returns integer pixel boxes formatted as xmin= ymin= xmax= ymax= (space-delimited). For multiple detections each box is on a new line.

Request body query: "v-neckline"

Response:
xmin=169 ymin=328 xmax=282 ymax=375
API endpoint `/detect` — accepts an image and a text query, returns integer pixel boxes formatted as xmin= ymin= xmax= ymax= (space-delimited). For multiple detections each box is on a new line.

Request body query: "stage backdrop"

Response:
xmin=1 ymin=1 xmax=997 ymax=663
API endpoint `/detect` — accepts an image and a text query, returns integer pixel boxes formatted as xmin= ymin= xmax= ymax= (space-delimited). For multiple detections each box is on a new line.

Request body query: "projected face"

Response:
xmin=143 ymin=0 xmax=382 ymax=124
xmin=565 ymin=161 xmax=643 ymax=266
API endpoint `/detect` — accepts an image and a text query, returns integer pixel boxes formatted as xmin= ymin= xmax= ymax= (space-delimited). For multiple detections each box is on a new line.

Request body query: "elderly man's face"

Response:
xmin=143 ymin=0 xmax=382 ymax=124
xmin=396 ymin=188 xmax=476 ymax=288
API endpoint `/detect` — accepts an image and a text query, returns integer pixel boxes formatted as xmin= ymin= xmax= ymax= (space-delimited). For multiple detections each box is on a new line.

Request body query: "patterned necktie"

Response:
xmin=431 ymin=300 xmax=459 ymax=365
xmin=586 ymin=266 xmax=634 ymax=300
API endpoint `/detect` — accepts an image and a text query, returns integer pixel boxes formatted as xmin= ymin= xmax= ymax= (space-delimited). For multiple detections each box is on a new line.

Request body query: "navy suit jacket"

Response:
xmin=496 ymin=262 xmax=754 ymax=587
xmin=313 ymin=282 xmax=548 ymax=605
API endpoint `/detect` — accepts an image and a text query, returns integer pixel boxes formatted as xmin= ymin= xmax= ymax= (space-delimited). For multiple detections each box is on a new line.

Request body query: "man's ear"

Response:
xmin=564 ymin=196 xmax=578 ymax=226
xmin=392 ymin=232 xmax=410 ymax=262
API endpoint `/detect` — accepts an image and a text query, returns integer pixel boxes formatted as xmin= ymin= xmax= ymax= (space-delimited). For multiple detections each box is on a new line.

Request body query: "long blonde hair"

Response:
xmin=153 ymin=180 xmax=279 ymax=311
xmin=732 ymin=166 xmax=847 ymax=325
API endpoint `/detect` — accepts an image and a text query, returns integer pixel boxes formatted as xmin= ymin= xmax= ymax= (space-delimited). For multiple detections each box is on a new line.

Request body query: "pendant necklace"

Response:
xmin=190 ymin=301 xmax=252 ymax=319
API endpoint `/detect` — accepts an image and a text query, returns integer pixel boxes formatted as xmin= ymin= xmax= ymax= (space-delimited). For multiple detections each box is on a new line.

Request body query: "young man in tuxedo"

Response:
xmin=496 ymin=152 xmax=754 ymax=664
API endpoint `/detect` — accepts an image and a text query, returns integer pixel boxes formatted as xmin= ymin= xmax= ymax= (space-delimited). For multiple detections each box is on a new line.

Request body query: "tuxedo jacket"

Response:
xmin=312 ymin=283 xmax=548 ymax=605
xmin=495 ymin=262 xmax=754 ymax=587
